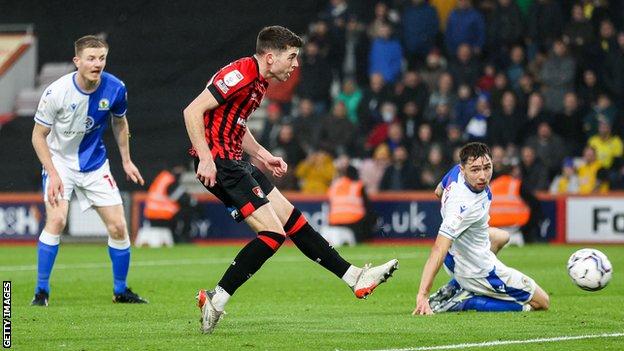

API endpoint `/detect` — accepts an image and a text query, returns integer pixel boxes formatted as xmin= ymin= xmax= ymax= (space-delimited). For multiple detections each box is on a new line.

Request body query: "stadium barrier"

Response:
xmin=1 ymin=192 xmax=623 ymax=244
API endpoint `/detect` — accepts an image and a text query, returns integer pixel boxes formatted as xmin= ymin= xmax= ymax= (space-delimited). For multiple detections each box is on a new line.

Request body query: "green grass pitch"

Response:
xmin=1 ymin=243 xmax=623 ymax=350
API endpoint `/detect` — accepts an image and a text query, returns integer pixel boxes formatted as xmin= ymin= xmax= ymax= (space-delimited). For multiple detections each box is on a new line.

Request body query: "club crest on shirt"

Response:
xmin=252 ymin=186 xmax=265 ymax=199
xmin=98 ymin=98 xmax=110 ymax=111
xmin=224 ymin=70 xmax=243 ymax=87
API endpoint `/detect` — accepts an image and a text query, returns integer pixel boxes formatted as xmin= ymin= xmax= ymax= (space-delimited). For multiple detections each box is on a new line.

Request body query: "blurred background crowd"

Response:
xmin=256 ymin=0 xmax=624 ymax=196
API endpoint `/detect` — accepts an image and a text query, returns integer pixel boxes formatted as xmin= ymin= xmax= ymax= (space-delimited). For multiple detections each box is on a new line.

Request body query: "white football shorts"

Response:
xmin=450 ymin=262 xmax=537 ymax=304
xmin=42 ymin=159 xmax=122 ymax=211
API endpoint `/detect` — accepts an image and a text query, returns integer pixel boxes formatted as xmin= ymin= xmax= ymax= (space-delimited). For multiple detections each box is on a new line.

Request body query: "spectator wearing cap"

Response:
xmin=587 ymin=120 xmax=623 ymax=170
xmin=549 ymin=158 xmax=580 ymax=194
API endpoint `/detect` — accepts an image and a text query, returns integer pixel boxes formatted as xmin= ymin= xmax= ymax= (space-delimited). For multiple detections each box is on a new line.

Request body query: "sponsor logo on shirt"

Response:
xmin=216 ymin=79 xmax=229 ymax=94
xmin=223 ymin=70 xmax=243 ymax=87
xmin=85 ymin=116 xmax=95 ymax=131
xmin=98 ymin=98 xmax=110 ymax=111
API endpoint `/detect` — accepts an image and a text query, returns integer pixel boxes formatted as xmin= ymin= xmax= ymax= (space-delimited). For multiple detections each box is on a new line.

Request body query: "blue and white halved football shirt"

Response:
xmin=438 ymin=164 xmax=497 ymax=278
xmin=34 ymin=71 xmax=127 ymax=172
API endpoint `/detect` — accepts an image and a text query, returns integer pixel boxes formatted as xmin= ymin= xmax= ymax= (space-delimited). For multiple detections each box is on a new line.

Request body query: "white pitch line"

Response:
xmin=356 ymin=332 xmax=624 ymax=351
xmin=0 ymin=252 xmax=420 ymax=272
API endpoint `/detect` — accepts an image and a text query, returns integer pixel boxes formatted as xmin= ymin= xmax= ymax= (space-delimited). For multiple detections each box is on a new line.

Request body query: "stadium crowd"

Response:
xmin=257 ymin=0 xmax=624 ymax=195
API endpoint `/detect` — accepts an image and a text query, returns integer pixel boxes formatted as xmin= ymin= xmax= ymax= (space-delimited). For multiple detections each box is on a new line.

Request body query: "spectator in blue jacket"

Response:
xmin=369 ymin=23 xmax=403 ymax=84
xmin=401 ymin=0 xmax=440 ymax=68
xmin=445 ymin=0 xmax=485 ymax=57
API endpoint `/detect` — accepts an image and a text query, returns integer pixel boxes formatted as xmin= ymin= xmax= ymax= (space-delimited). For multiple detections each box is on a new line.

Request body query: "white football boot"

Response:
xmin=353 ymin=259 xmax=399 ymax=299
xmin=196 ymin=289 xmax=225 ymax=334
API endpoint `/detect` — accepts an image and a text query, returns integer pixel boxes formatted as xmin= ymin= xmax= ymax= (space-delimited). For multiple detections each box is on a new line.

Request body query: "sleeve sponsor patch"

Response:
xmin=216 ymin=79 xmax=229 ymax=94
xmin=223 ymin=70 xmax=244 ymax=87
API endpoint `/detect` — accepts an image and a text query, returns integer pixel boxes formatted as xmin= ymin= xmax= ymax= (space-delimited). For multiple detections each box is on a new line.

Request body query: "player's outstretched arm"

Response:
xmin=412 ymin=235 xmax=452 ymax=316
xmin=242 ymin=127 xmax=287 ymax=178
xmin=183 ymin=89 xmax=220 ymax=187
xmin=32 ymin=123 xmax=63 ymax=206
xmin=111 ymin=116 xmax=144 ymax=185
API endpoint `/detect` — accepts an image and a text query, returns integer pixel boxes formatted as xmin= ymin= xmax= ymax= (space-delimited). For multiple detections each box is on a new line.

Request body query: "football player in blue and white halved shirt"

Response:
xmin=31 ymin=35 xmax=147 ymax=306
xmin=413 ymin=143 xmax=550 ymax=314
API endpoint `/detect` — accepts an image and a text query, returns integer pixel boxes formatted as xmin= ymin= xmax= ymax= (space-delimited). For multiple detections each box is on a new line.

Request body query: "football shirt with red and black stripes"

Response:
xmin=190 ymin=56 xmax=268 ymax=160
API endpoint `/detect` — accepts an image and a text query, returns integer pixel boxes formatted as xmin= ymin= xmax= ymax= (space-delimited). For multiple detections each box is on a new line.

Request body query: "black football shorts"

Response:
xmin=194 ymin=158 xmax=274 ymax=221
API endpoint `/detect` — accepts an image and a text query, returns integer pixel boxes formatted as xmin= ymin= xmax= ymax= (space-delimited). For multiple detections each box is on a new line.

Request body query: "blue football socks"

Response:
xmin=108 ymin=238 xmax=131 ymax=295
xmin=36 ymin=231 xmax=60 ymax=294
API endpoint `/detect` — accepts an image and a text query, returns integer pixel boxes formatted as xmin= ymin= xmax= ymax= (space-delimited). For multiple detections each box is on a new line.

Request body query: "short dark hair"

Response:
xmin=74 ymin=35 xmax=108 ymax=56
xmin=459 ymin=142 xmax=491 ymax=165
xmin=256 ymin=26 xmax=303 ymax=55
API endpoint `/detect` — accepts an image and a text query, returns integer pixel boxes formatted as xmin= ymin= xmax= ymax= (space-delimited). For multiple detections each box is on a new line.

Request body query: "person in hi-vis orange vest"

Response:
xmin=327 ymin=166 xmax=375 ymax=242
xmin=144 ymin=170 xmax=180 ymax=221
xmin=144 ymin=165 xmax=194 ymax=242
xmin=488 ymin=174 xmax=530 ymax=228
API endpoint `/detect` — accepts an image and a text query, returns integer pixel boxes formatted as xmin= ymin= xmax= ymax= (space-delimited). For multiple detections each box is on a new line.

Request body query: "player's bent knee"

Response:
xmin=106 ymin=220 xmax=128 ymax=240
xmin=245 ymin=203 xmax=285 ymax=235
xmin=530 ymin=287 xmax=550 ymax=311
xmin=46 ymin=214 xmax=67 ymax=232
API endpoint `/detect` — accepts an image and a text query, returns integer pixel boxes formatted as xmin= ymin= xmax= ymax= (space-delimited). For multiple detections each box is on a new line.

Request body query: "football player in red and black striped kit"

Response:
xmin=183 ymin=25 xmax=398 ymax=334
